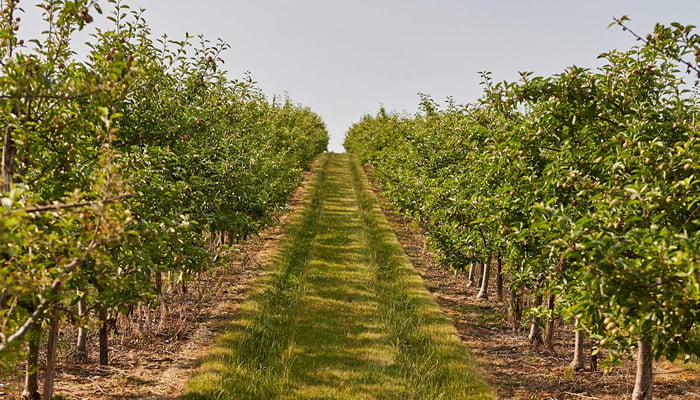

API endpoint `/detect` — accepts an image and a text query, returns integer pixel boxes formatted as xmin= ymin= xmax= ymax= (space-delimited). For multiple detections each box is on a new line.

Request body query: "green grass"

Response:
xmin=677 ymin=356 xmax=700 ymax=372
xmin=348 ymin=155 xmax=493 ymax=400
xmin=183 ymin=153 xmax=494 ymax=400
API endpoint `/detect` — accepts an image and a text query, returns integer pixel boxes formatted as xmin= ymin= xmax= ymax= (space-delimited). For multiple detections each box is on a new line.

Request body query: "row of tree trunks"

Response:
xmin=20 ymin=316 xmax=60 ymax=400
xmin=208 ymin=230 xmax=242 ymax=252
xmin=19 ymin=305 xmax=112 ymax=399
xmin=470 ymin=256 xmax=654 ymax=400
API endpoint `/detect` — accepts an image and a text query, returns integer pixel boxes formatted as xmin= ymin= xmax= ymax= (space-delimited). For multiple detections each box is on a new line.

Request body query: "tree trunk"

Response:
xmin=43 ymin=310 xmax=60 ymax=400
xmin=571 ymin=328 xmax=585 ymax=371
xmin=99 ymin=304 xmax=109 ymax=365
xmin=475 ymin=260 xmax=483 ymax=289
xmin=495 ymin=255 xmax=503 ymax=300
xmin=467 ymin=261 xmax=476 ymax=288
xmin=155 ymin=271 xmax=163 ymax=295
xmin=209 ymin=230 xmax=216 ymax=252
xmin=528 ymin=294 xmax=543 ymax=347
xmin=477 ymin=254 xmax=492 ymax=300
xmin=22 ymin=325 xmax=41 ymax=400
xmin=143 ymin=302 xmax=152 ymax=333
xmin=2 ymin=124 xmax=16 ymax=192
xmin=508 ymin=284 xmax=522 ymax=331
xmin=76 ymin=294 xmax=89 ymax=362
xmin=159 ymin=297 xmax=168 ymax=331
xmin=632 ymin=338 xmax=653 ymax=400
xmin=543 ymin=293 xmax=556 ymax=350
xmin=590 ymin=348 xmax=598 ymax=372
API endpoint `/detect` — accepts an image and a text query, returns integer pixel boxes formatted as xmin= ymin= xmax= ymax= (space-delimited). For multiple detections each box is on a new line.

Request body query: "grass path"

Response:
xmin=183 ymin=153 xmax=494 ymax=400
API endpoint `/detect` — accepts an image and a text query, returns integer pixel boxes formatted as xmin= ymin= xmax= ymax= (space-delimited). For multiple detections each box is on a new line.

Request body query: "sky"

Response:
xmin=19 ymin=1 xmax=700 ymax=151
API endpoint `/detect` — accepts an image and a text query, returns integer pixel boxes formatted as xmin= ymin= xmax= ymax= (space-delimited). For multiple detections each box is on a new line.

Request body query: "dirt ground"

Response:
xmin=2 ymin=242 xmax=269 ymax=400
xmin=370 ymin=178 xmax=700 ymax=400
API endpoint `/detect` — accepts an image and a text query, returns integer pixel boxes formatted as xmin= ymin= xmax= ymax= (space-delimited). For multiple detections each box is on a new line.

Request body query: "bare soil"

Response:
xmin=0 ymin=166 xmax=315 ymax=400
xmin=368 ymin=173 xmax=700 ymax=400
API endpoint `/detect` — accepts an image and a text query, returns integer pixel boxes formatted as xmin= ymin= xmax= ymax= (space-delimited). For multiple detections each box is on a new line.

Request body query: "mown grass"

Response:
xmin=348 ymin=155 xmax=494 ymax=400
xmin=182 ymin=154 xmax=331 ymax=400
xmin=182 ymin=153 xmax=494 ymax=400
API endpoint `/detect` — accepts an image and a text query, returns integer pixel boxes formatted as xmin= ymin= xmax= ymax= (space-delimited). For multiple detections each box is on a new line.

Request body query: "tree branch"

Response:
xmin=0 ymin=220 xmax=102 ymax=352
xmin=5 ymin=194 xmax=130 ymax=216
xmin=614 ymin=18 xmax=700 ymax=77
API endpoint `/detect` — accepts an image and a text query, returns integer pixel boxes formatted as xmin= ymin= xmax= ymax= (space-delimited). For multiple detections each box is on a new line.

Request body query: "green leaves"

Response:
xmin=0 ymin=0 xmax=327 ymax=364
xmin=346 ymin=18 xmax=700 ymax=365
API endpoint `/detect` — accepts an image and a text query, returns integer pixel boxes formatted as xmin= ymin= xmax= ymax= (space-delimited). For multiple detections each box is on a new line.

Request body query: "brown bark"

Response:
xmin=159 ymin=296 xmax=168 ymax=331
xmin=2 ymin=124 xmax=16 ymax=192
xmin=632 ymin=338 xmax=653 ymax=400
xmin=43 ymin=310 xmax=60 ymax=400
xmin=495 ymin=255 xmax=503 ymax=300
xmin=476 ymin=254 xmax=492 ymax=300
xmin=21 ymin=325 xmax=41 ymax=400
xmin=155 ymin=271 xmax=163 ymax=294
xmin=543 ymin=293 xmax=556 ymax=350
xmin=571 ymin=328 xmax=585 ymax=371
xmin=99 ymin=304 xmax=109 ymax=365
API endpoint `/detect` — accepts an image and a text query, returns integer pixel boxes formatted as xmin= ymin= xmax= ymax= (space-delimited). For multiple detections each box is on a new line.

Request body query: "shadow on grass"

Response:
xmin=181 ymin=154 xmax=494 ymax=400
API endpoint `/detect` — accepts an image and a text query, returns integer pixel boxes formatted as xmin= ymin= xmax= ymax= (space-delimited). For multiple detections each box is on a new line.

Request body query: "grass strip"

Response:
xmin=183 ymin=153 xmax=494 ymax=399
xmin=183 ymin=154 xmax=331 ymax=400
xmin=348 ymin=154 xmax=495 ymax=400
xmin=279 ymin=153 xmax=404 ymax=399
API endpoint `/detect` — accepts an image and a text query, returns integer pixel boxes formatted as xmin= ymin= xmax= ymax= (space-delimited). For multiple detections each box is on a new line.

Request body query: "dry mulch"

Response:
xmin=370 ymin=178 xmax=699 ymax=400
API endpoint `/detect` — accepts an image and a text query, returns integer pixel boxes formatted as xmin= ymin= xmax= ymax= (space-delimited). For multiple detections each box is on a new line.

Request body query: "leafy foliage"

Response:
xmin=345 ymin=20 xmax=700 ymax=368
xmin=0 ymin=0 xmax=327 ymax=368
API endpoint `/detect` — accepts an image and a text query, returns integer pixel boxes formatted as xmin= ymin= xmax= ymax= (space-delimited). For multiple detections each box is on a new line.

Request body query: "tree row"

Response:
xmin=0 ymin=1 xmax=328 ymax=398
xmin=344 ymin=18 xmax=698 ymax=400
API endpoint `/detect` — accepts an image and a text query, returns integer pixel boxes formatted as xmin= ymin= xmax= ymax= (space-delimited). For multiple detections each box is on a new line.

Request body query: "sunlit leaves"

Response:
xmin=0 ymin=0 xmax=327 ymax=366
xmin=345 ymin=19 xmax=699 ymax=366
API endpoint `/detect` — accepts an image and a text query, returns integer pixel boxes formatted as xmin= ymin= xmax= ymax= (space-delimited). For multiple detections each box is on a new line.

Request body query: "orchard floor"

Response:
xmin=181 ymin=152 xmax=492 ymax=399
xmin=1 ymin=153 xmax=697 ymax=400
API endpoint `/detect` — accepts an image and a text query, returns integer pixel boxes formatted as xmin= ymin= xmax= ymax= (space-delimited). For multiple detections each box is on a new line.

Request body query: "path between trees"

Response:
xmin=183 ymin=152 xmax=494 ymax=400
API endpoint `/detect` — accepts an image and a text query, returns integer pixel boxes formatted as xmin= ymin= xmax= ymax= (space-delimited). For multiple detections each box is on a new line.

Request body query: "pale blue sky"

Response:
xmin=20 ymin=1 xmax=700 ymax=151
